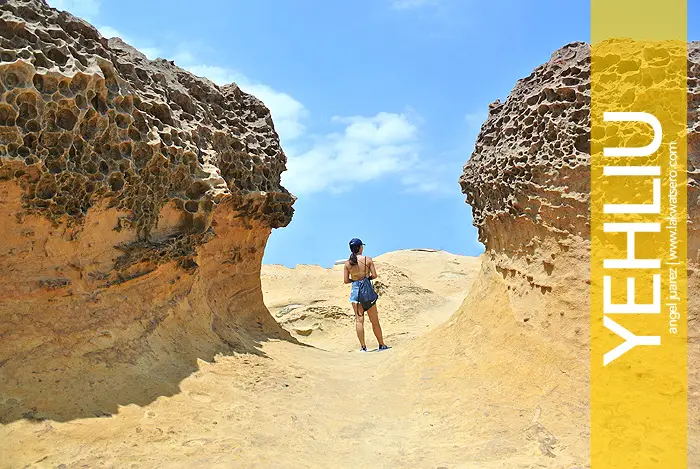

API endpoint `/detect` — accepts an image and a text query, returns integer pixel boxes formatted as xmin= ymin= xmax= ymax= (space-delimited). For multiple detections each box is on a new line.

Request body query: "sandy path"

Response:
xmin=5 ymin=250 xmax=542 ymax=468
xmin=1 ymin=308 xmax=462 ymax=468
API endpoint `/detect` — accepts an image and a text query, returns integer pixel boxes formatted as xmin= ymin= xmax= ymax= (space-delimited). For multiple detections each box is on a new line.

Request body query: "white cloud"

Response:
xmin=96 ymin=25 xmax=119 ymax=38
xmin=136 ymin=46 xmax=161 ymax=60
xmin=390 ymin=0 xmax=441 ymax=9
xmin=177 ymin=61 xmax=308 ymax=143
xmin=97 ymin=25 xmax=161 ymax=59
xmin=48 ymin=0 xmax=99 ymax=21
xmin=171 ymin=57 xmax=425 ymax=194
xmin=243 ymin=83 xmax=308 ymax=141
xmin=172 ymin=50 xmax=196 ymax=65
xmin=41 ymin=2 xmax=443 ymax=196
xmin=181 ymin=63 xmax=235 ymax=87
xmin=282 ymin=112 xmax=420 ymax=194
xmin=400 ymin=160 xmax=457 ymax=195
xmin=48 ymin=1 xmax=161 ymax=59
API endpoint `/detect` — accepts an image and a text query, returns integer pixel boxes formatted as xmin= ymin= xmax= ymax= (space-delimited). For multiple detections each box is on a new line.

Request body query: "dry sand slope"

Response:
xmin=261 ymin=249 xmax=481 ymax=351
xmin=1 ymin=249 xmax=591 ymax=468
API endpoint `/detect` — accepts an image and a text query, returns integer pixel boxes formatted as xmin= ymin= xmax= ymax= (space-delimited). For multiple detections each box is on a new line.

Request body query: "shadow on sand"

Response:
xmin=0 ymin=325 xmax=305 ymax=424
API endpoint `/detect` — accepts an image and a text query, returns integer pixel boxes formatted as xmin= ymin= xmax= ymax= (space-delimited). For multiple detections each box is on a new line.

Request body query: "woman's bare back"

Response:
xmin=346 ymin=255 xmax=370 ymax=280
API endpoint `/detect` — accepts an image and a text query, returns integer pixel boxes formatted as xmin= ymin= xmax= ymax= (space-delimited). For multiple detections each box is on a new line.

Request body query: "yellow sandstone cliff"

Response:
xmin=0 ymin=0 xmax=295 ymax=422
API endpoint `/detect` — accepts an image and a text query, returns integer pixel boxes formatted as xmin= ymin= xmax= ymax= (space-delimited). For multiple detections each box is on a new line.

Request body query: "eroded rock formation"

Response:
xmin=460 ymin=40 xmax=700 ymax=337
xmin=460 ymin=42 xmax=594 ymax=353
xmin=461 ymin=43 xmax=591 ymax=257
xmin=460 ymin=41 xmax=700 ymax=460
xmin=0 ymin=0 xmax=295 ymax=421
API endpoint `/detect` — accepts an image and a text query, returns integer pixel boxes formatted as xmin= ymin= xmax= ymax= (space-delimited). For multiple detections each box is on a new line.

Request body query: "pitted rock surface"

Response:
xmin=0 ymin=0 xmax=294 ymax=240
xmin=460 ymin=41 xmax=700 ymax=462
xmin=460 ymin=40 xmax=699 ymax=260
xmin=0 ymin=0 xmax=295 ymax=421
xmin=460 ymin=42 xmax=591 ymax=256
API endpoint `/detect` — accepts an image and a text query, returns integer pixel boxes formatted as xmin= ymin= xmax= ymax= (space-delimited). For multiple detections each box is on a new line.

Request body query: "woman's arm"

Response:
xmin=368 ymin=258 xmax=378 ymax=280
xmin=343 ymin=262 xmax=351 ymax=284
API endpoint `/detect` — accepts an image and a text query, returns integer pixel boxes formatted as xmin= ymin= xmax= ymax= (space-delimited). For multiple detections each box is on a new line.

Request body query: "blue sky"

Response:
xmin=51 ymin=0 xmax=699 ymax=267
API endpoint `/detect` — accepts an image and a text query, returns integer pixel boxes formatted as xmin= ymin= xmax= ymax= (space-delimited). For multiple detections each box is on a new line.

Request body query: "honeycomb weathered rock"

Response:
xmin=460 ymin=42 xmax=591 ymax=257
xmin=460 ymin=41 xmax=700 ymax=461
xmin=460 ymin=40 xmax=699 ymax=261
xmin=0 ymin=0 xmax=294 ymax=242
xmin=0 ymin=0 xmax=295 ymax=421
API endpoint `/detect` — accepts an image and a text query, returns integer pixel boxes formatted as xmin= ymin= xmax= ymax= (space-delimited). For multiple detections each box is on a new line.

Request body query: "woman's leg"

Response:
xmin=366 ymin=304 xmax=385 ymax=346
xmin=353 ymin=303 xmax=366 ymax=348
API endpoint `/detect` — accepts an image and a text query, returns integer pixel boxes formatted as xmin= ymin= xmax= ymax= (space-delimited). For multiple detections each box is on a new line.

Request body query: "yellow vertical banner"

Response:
xmin=591 ymin=1 xmax=687 ymax=468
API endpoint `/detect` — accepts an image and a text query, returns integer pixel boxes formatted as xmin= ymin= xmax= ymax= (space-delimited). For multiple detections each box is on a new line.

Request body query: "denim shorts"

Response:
xmin=349 ymin=280 xmax=377 ymax=311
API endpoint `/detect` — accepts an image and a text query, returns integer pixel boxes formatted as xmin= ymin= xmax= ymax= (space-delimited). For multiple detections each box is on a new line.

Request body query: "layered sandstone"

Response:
xmin=0 ymin=0 xmax=295 ymax=422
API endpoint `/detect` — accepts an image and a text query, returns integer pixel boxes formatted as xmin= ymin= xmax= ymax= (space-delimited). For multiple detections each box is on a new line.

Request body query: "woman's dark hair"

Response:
xmin=349 ymin=244 xmax=360 ymax=265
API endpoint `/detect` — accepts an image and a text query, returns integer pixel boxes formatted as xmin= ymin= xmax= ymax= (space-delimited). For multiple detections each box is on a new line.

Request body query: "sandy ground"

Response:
xmin=261 ymin=249 xmax=481 ymax=352
xmin=0 ymin=249 xmax=588 ymax=468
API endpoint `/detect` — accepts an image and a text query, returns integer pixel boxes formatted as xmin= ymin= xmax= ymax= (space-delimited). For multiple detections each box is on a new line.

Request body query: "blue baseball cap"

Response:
xmin=349 ymin=238 xmax=364 ymax=249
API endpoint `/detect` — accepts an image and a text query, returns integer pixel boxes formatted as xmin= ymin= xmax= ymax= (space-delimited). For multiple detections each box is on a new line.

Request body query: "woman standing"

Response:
xmin=343 ymin=238 xmax=389 ymax=352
